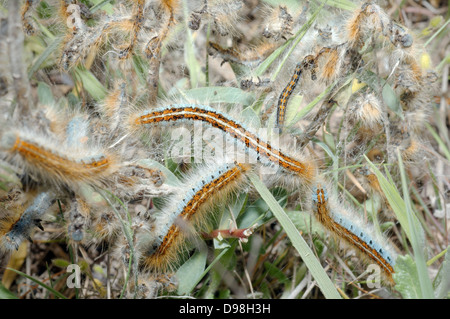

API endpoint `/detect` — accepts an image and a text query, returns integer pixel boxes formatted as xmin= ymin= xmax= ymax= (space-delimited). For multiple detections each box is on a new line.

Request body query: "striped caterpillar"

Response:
xmin=141 ymin=161 xmax=250 ymax=271
xmin=0 ymin=130 xmax=117 ymax=188
xmin=312 ymin=184 xmax=397 ymax=285
xmin=275 ymin=44 xmax=345 ymax=131
xmin=129 ymin=103 xmax=317 ymax=186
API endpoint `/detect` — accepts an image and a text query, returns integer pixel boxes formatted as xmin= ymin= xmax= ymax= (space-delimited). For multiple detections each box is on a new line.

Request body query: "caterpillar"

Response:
xmin=275 ymin=46 xmax=343 ymax=131
xmin=143 ymin=162 xmax=250 ymax=271
xmin=276 ymin=62 xmax=303 ymax=131
xmin=130 ymin=104 xmax=316 ymax=184
xmin=312 ymin=184 xmax=396 ymax=285
xmin=0 ymin=130 xmax=117 ymax=188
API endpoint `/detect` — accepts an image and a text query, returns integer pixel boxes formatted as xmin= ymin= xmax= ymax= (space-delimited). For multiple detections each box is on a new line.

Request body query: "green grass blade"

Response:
xmin=315 ymin=0 xmax=357 ymax=10
xmin=6 ymin=268 xmax=68 ymax=299
xmin=393 ymin=255 xmax=423 ymax=298
xmin=397 ymin=150 xmax=435 ymax=298
xmin=433 ymin=246 xmax=450 ymax=298
xmin=180 ymin=247 xmax=232 ymax=296
xmin=183 ymin=1 xmax=203 ymax=88
xmin=425 ymin=123 xmax=450 ymax=162
xmin=427 ymin=247 xmax=448 ymax=267
xmin=424 ymin=18 xmax=450 ymax=47
xmin=28 ymin=37 xmax=63 ymax=78
xmin=89 ymin=0 xmax=114 ymax=13
xmin=176 ymin=249 xmax=207 ymax=295
xmin=286 ymin=81 xmax=336 ymax=128
xmin=254 ymin=1 xmax=326 ymax=78
xmin=363 ymin=155 xmax=411 ymax=240
xmin=248 ymin=172 xmax=341 ymax=299
xmin=182 ymin=87 xmax=256 ymax=106
xmin=73 ymin=68 xmax=107 ymax=101
xmin=0 ymin=283 xmax=18 ymax=299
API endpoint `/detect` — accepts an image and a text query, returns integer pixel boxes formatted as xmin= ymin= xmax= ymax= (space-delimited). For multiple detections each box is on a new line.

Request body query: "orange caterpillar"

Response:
xmin=0 ymin=131 xmax=117 ymax=187
xmin=312 ymin=185 xmax=397 ymax=285
xmin=275 ymin=62 xmax=303 ymax=131
xmin=143 ymin=162 xmax=250 ymax=271
xmin=130 ymin=104 xmax=316 ymax=183
xmin=275 ymin=45 xmax=343 ymax=131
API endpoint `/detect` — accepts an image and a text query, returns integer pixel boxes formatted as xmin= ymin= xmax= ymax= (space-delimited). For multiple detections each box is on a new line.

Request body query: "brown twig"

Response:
xmin=201 ymin=225 xmax=256 ymax=242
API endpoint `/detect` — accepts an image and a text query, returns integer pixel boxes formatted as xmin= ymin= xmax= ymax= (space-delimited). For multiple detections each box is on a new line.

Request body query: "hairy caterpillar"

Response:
xmin=276 ymin=62 xmax=303 ymax=131
xmin=143 ymin=162 xmax=250 ymax=271
xmin=275 ymin=45 xmax=344 ymax=131
xmin=312 ymin=185 xmax=396 ymax=285
xmin=0 ymin=130 xmax=117 ymax=187
xmin=130 ymin=104 xmax=316 ymax=184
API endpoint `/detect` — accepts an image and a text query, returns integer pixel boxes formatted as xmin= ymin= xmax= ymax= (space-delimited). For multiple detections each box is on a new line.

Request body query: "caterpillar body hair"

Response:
xmin=188 ymin=0 xmax=244 ymax=37
xmin=346 ymin=2 xmax=413 ymax=50
xmin=358 ymin=166 xmax=382 ymax=195
xmin=312 ymin=184 xmax=397 ymax=285
xmin=66 ymin=116 xmax=90 ymax=148
xmin=130 ymin=104 xmax=317 ymax=185
xmin=98 ymin=83 xmax=127 ymax=133
xmin=142 ymin=161 xmax=250 ymax=271
xmin=91 ymin=209 xmax=121 ymax=241
xmin=59 ymin=13 xmax=120 ymax=70
xmin=314 ymin=45 xmax=346 ymax=83
xmin=1 ymin=192 xmax=56 ymax=251
xmin=261 ymin=5 xmax=293 ymax=41
xmin=0 ymin=130 xmax=118 ymax=188
xmin=348 ymin=92 xmax=384 ymax=131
